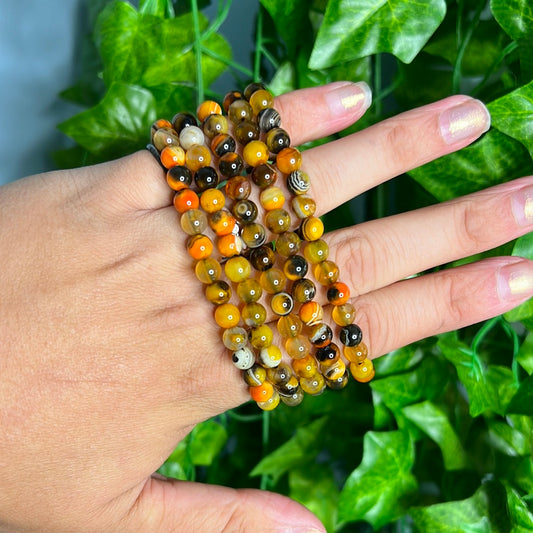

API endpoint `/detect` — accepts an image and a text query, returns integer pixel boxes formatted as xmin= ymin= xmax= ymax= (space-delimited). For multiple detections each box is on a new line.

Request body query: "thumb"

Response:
xmin=125 ymin=475 xmax=326 ymax=533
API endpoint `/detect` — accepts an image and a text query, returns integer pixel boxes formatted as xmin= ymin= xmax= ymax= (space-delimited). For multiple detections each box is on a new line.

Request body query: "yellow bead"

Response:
xmin=185 ymin=144 xmax=211 ymax=171
xmin=300 ymin=216 xmax=324 ymax=242
xmin=222 ymin=326 xmax=248 ymax=350
xmin=313 ymin=260 xmax=339 ymax=286
xmin=200 ymin=188 xmax=225 ymax=213
xmin=259 ymin=186 xmax=285 ymax=210
xmin=300 ymin=374 xmax=326 ymax=396
xmin=259 ymin=268 xmax=287 ymax=294
xmin=350 ymin=359 xmax=375 ymax=383
xmin=270 ymin=292 xmax=294 ymax=316
xmin=257 ymin=389 xmax=280 ymax=411
xmin=197 ymin=100 xmax=222 ymax=122
xmin=249 ymin=89 xmax=274 ymax=114
xmin=236 ymin=278 xmax=263 ymax=303
xmin=243 ymin=140 xmax=269 ymax=167
xmin=344 ymin=342 xmax=368 ymax=363
xmin=332 ymin=303 xmax=356 ymax=326
xmin=242 ymin=302 xmax=267 ymax=327
xmin=249 ymin=324 xmax=274 ymax=349
xmin=224 ymin=256 xmax=252 ymax=283
xmin=292 ymin=355 xmax=318 ymax=378
xmin=321 ymin=359 xmax=346 ymax=381
xmin=303 ymin=239 xmax=329 ymax=264
xmin=277 ymin=313 xmax=303 ymax=338
xmin=195 ymin=257 xmax=222 ymax=284
xmin=259 ymin=345 xmax=283 ymax=368
xmin=285 ymin=335 xmax=311 ymax=360
xmin=214 ymin=303 xmax=240 ymax=328
xmin=205 ymin=280 xmax=232 ymax=305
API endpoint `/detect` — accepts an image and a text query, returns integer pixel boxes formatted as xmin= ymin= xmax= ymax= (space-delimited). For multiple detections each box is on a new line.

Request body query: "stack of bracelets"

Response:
xmin=148 ymin=82 xmax=375 ymax=411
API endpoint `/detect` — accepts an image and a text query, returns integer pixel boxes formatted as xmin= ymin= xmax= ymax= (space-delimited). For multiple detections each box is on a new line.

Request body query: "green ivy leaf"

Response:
xmin=338 ymin=430 xmax=417 ymax=529
xmin=250 ymin=417 xmax=328 ymax=484
xmin=505 ymin=484 xmax=533 ymax=532
xmin=57 ymin=82 xmax=156 ymax=158
xmin=487 ymin=419 xmax=530 ymax=457
xmin=188 ymin=419 xmax=228 ymax=466
xmin=507 ymin=374 xmax=533 ymax=416
xmin=139 ymin=0 xmax=174 ymax=18
xmin=373 ymin=343 xmax=426 ymax=377
xmin=402 ymin=401 xmax=468 ymax=470
xmin=489 ymin=81 xmax=533 ymax=158
xmin=309 ymin=0 xmax=446 ymax=68
xmin=516 ymin=333 xmax=533 ymax=374
xmin=409 ymin=130 xmax=533 ymax=201
xmin=491 ymin=0 xmax=533 ymax=41
xmin=505 ymin=233 xmax=533 ymax=323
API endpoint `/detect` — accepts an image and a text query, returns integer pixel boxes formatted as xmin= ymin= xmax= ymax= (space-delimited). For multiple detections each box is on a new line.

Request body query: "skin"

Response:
xmin=0 ymin=83 xmax=532 ymax=533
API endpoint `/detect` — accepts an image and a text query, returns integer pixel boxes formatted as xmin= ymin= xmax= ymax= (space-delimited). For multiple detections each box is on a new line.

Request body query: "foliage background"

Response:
xmin=56 ymin=0 xmax=533 ymax=531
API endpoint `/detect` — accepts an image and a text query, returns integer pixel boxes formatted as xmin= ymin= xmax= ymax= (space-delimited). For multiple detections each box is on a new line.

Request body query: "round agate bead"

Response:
xmin=291 ymin=278 xmax=316 ymax=303
xmin=292 ymin=354 xmax=318 ymax=378
xmin=172 ymin=112 xmax=197 ymax=133
xmin=266 ymin=128 xmax=290 ymax=154
xmin=228 ymin=99 xmax=253 ymax=123
xmin=243 ymin=140 xmax=269 ymax=167
xmin=340 ymin=324 xmax=363 ymax=347
xmin=173 ymin=188 xmax=199 ymax=213
xmin=280 ymin=388 xmax=304 ymax=407
xmin=251 ymin=163 xmax=278 ymax=189
xmin=315 ymin=343 xmax=340 ymax=365
xmin=225 ymin=175 xmax=251 ymax=200
xmin=343 ymin=342 xmax=368 ymax=363
xmin=241 ymin=222 xmax=267 ymax=248
xmin=270 ymin=292 xmax=294 ymax=316
xmin=326 ymin=370 xmax=350 ymax=390
xmin=259 ymin=268 xmax=286 ymax=294
xmin=214 ymin=303 xmax=240 ymax=328
xmin=276 ymin=376 xmax=299 ymax=397
xmin=249 ymin=245 xmax=275 ymax=271
xmin=222 ymin=90 xmax=242 ymax=112
xmin=285 ymin=335 xmax=311 ymax=360
xmin=332 ymin=303 xmax=356 ymax=326
xmin=153 ymin=127 xmax=180 ymax=151
xmin=232 ymin=346 xmax=255 ymax=370
xmin=161 ymin=145 xmax=185 ymax=169
xmin=321 ymin=359 xmax=346 ymax=381
xmin=202 ymin=113 xmax=227 ymax=138
xmin=277 ymin=313 xmax=303 ymax=338
xmin=186 ymin=234 xmax=213 ymax=260
xmin=180 ymin=209 xmax=208 ymax=235
xmin=194 ymin=166 xmax=219 ymax=191
xmin=292 ymin=196 xmax=316 ymax=219
xmin=219 ymin=152 xmax=244 ymax=178
xmin=200 ymin=188 xmax=225 ymax=213
xmin=275 ymin=231 xmax=301 ymax=257
xmin=327 ymin=282 xmax=350 ymax=305
xmin=350 ymin=359 xmax=375 ymax=383
xmin=244 ymin=82 xmax=266 ymax=100
xmin=151 ymin=118 xmax=172 ymax=137
xmin=276 ymin=147 xmax=302 ymax=174
xmin=222 ymin=326 xmax=247 ymax=350
xmin=224 ymin=256 xmax=251 ymax=283
xmin=242 ymin=302 xmax=267 ymax=327
xmin=179 ymin=126 xmax=205 ymax=150
xmin=283 ymin=255 xmax=308 ymax=280
xmin=235 ymin=120 xmax=260 ymax=144
xmin=211 ymin=133 xmax=236 ymax=157
xmin=217 ymin=234 xmax=244 ymax=257
xmin=233 ymin=199 xmax=258 ymax=223
xmin=257 ymin=389 xmax=280 ymax=411
xmin=287 ymin=170 xmax=310 ymax=196
xmin=166 ymin=165 xmax=192 ymax=191
xmin=237 ymin=278 xmax=262 ymax=303
xmin=259 ymin=345 xmax=282 ymax=368
xmin=265 ymin=208 xmax=291 ymax=234
xmin=266 ymin=362 xmax=292 ymax=387
xmin=249 ymin=324 xmax=273 ymax=349
xmin=300 ymin=374 xmax=326 ymax=396
xmin=300 ymin=216 xmax=324 ymax=242
xmin=197 ymin=100 xmax=222 ymax=122
xmin=208 ymin=209 xmax=236 ymax=236
xmin=260 ymin=186 xmax=285 ymax=211
xmin=298 ymin=301 xmax=323 ymax=326
xmin=244 ymin=364 xmax=267 ymax=386
xmin=205 ymin=280 xmax=232 ymax=305
xmin=195 ymin=257 xmax=221 ymax=284
xmin=308 ymin=323 xmax=333 ymax=347
xmin=304 ymin=239 xmax=329 ymax=264
xmin=185 ymin=144 xmax=211 ymax=171
xmin=249 ymin=89 xmax=274 ymax=114
xmin=313 ymin=260 xmax=339 ymax=286
xmin=258 ymin=107 xmax=281 ymax=132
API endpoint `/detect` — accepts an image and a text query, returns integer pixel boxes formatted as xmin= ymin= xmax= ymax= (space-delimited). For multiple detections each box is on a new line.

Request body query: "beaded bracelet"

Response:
xmin=148 ymin=83 xmax=374 ymax=410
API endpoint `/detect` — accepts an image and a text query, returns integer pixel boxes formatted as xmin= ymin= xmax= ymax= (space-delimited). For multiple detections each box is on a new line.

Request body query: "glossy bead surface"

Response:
xmin=292 ymin=354 xmax=318 ymax=378
xmin=180 ymin=209 xmax=208 ymax=235
xmin=185 ymin=144 xmax=211 ymax=171
xmin=259 ymin=186 xmax=285 ymax=211
xmin=266 ymin=127 xmax=290 ymax=153
xmin=283 ymin=255 xmax=308 ymax=280
xmin=222 ymin=326 xmax=247 ymax=350
xmin=173 ymin=188 xmax=199 ymax=214
xmin=275 ymin=231 xmax=301 ymax=257
xmin=285 ymin=335 xmax=311 ymax=360
xmin=327 ymin=281 xmax=350 ymax=306
xmin=350 ymin=359 xmax=375 ymax=383
xmin=265 ymin=208 xmax=291 ymax=234
xmin=219 ymin=152 xmax=244 ymax=178
xmin=151 ymin=118 xmax=172 ymax=136
xmin=343 ymin=342 xmax=368 ymax=363
xmin=222 ymin=90 xmax=242 ymax=112
xmin=236 ymin=278 xmax=262 ymax=303
xmin=291 ymin=278 xmax=316 ymax=303
xmin=172 ymin=112 xmax=197 ymax=132
xmin=249 ymin=89 xmax=274 ymax=114
xmin=197 ymin=100 xmax=222 ymax=122
xmin=211 ymin=133 xmax=236 ymax=157
xmin=280 ymin=388 xmax=304 ymax=407
xmin=287 ymin=170 xmax=310 ymax=195
xmin=224 ymin=256 xmax=252 ymax=283
xmin=203 ymin=113 xmax=228 ymax=138
xmin=266 ymin=362 xmax=292 ymax=386
xmin=214 ymin=303 xmax=240 ymax=328
xmin=228 ymin=99 xmax=253 ymax=123
xmin=153 ymin=127 xmax=180 ymax=151
xmin=258 ymin=107 xmax=281 ymax=132
xmin=259 ymin=345 xmax=282 ymax=368
xmin=249 ymin=324 xmax=273 ymax=349
xmin=315 ymin=343 xmax=340 ymax=365
xmin=251 ymin=163 xmax=278 ymax=189
xmin=241 ymin=302 xmax=267 ymax=327
xmin=249 ymin=380 xmax=274 ymax=402
xmin=300 ymin=216 xmax=324 ymax=242
xmin=179 ymin=126 xmax=205 ymax=150
xmin=243 ymin=364 xmax=266 ymax=386
xmin=300 ymin=374 xmax=326 ymax=396
xmin=298 ymin=301 xmax=323 ymax=326
xmin=277 ymin=313 xmax=303 ymax=338
xmin=276 ymin=375 xmax=299 ymax=396
xmin=225 ymin=175 xmax=251 ymax=200
xmin=322 ymin=359 xmax=346 ymax=381
xmin=208 ymin=209 xmax=236 ymax=236
xmin=200 ymin=188 xmax=225 ymax=213
xmin=303 ymin=239 xmax=329 ymax=264
xmin=186 ymin=234 xmax=213 ymax=260
xmin=160 ymin=145 xmax=185 ymax=169
xmin=249 ymin=245 xmax=275 ymax=271
xmin=326 ymin=370 xmax=350 ymax=390
xmin=205 ymin=280 xmax=232 ymax=305
xmin=270 ymin=292 xmax=294 ymax=316
xmin=244 ymin=82 xmax=266 ymax=99
xmin=292 ymin=196 xmax=316 ymax=219
xmin=194 ymin=166 xmax=219 ymax=191
xmin=276 ymin=147 xmax=302 ymax=174
xmin=217 ymin=234 xmax=244 ymax=257
xmin=339 ymin=324 xmax=363 ymax=347
xmin=241 ymin=222 xmax=267 ymax=248
xmin=257 ymin=389 xmax=280 ymax=411
xmin=243 ymin=140 xmax=269 ymax=167
xmin=308 ymin=323 xmax=333 ymax=347
xmin=235 ymin=120 xmax=260 ymax=144
xmin=166 ymin=165 xmax=192 ymax=191
xmin=259 ymin=268 xmax=286 ymax=294
xmin=332 ymin=303 xmax=356 ymax=326
xmin=232 ymin=346 xmax=255 ymax=370
xmin=313 ymin=260 xmax=339 ymax=286
xmin=195 ymin=257 xmax=221 ymax=284
xmin=233 ymin=199 xmax=258 ymax=223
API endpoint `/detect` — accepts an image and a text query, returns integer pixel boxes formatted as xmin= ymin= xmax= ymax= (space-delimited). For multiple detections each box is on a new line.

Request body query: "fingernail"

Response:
xmin=277 ymin=528 xmax=324 ymax=533
xmin=497 ymin=261 xmax=533 ymax=301
xmin=512 ymin=184 xmax=533 ymax=227
xmin=439 ymin=99 xmax=490 ymax=144
xmin=325 ymin=81 xmax=372 ymax=117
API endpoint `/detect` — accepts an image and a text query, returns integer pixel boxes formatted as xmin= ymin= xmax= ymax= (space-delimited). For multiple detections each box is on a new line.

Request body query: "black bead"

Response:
xmin=172 ymin=112 xmax=197 ymax=133
xmin=233 ymin=199 xmax=258 ymax=223
xmin=340 ymin=324 xmax=363 ymax=347
xmin=249 ymin=245 xmax=275 ymax=271
xmin=315 ymin=343 xmax=339 ymax=362
xmin=194 ymin=166 xmax=219 ymax=191
xmin=167 ymin=165 xmax=192 ymax=187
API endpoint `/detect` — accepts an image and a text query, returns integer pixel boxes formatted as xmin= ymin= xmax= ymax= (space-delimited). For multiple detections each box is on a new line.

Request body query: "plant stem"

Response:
xmin=201 ymin=46 xmax=254 ymax=78
xmin=190 ymin=0 xmax=204 ymax=107
xmin=203 ymin=0 xmax=233 ymax=40
xmin=471 ymin=316 xmax=501 ymax=355
xmin=260 ymin=410 xmax=270 ymax=490
xmin=254 ymin=5 xmax=264 ymax=82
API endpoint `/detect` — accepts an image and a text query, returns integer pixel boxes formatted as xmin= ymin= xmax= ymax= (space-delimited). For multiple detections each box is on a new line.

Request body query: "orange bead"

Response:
xmin=197 ymin=100 xmax=222 ymax=122
xmin=243 ymin=140 xmax=269 ymax=167
xmin=299 ymin=301 xmax=323 ymax=326
xmin=214 ymin=303 xmax=241 ymax=328
xmin=160 ymin=145 xmax=186 ymax=169
xmin=200 ymin=188 xmax=225 ymax=213
xmin=185 ymin=145 xmax=211 ymax=171
xmin=326 ymin=282 xmax=350 ymax=306
xmin=186 ymin=234 xmax=213 ymax=260
xmin=173 ymin=189 xmax=199 ymax=213
xmin=217 ymin=234 xmax=244 ymax=257
xmin=276 ymin=147 xmax=302 ymax=174
xmin=350 ymin=359 xmax=375 ymax=383
xmin=209 ymin=209 xmax=236 ymax=236
xmin=249 ymin=381 xmax=274 ymax=402
xmin=151 ymin=118 xmax=173 ymax=136
xmin=259 ymin=186 xmax=285 ymax=210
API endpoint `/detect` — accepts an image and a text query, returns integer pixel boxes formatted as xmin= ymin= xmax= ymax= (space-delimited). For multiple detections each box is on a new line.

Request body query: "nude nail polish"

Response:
xmin=325 ymin=81 xmax=372 ymax=117
xmin=512 ymin=184 xmax=533 ymax=227
xmin=497 ymin=261 xmax=533 ymax=301
xmin=439 ymin=99 xmax=491 ymax=144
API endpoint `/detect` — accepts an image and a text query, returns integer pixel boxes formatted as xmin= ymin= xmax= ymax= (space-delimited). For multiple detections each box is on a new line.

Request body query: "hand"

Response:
xmin=0 ymin=82 xmax=531 ymax=532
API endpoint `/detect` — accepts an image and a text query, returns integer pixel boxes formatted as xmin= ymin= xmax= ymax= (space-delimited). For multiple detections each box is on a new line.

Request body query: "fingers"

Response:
xmin=327 ymin=176 xmax=533 ymax=296
xmin=124 ymin=477 xmax=326 ymax=533
xmin=354 ymin=257 xmax=533 ymax=358
xmin=304 ymin=95 xmax=491 ymax=214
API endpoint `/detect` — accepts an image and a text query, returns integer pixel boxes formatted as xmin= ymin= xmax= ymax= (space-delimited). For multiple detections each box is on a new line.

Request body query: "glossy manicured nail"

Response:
xmin=326 ymin=81 xmax=372 ymax=117
xmin=512 ymin=184 xmax=533 ymax=227
xmin=497 ymin=260 xmax=533 ymax=301
xmin=439 ymin=99 xmax=490 ymax=144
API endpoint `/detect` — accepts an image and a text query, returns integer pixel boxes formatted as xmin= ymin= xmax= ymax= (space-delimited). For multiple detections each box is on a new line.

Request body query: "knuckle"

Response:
xmin=452 ymin=200 xmax=489 ymax=251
